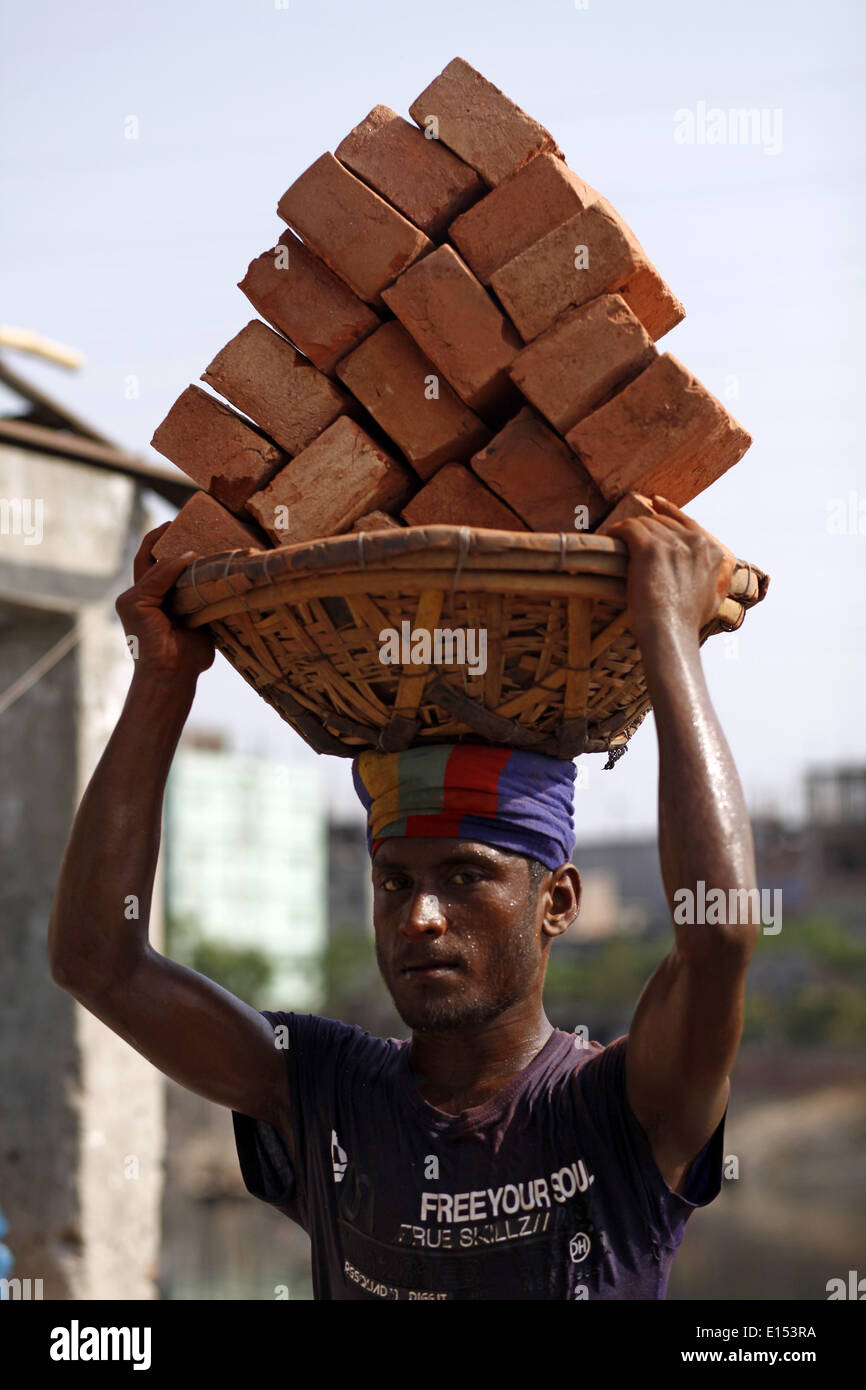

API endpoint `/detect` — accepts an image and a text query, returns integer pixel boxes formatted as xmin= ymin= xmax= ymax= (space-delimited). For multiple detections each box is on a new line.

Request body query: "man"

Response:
xmin=49 ymin=495 xmax=760 ymax=1300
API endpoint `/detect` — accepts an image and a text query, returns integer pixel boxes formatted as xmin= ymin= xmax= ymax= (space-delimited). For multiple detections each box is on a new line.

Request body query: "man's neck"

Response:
xmin=407 ymin=1004 xmax=555 ymax=1115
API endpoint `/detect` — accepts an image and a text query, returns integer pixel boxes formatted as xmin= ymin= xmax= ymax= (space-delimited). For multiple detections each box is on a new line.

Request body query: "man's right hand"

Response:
xmin=115 ymin=523 xmax=215 ymax=686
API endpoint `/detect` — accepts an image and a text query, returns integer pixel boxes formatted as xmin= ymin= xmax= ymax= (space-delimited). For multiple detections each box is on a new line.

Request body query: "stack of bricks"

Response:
xmin=150 ymin=57 xmax=751 ymax=563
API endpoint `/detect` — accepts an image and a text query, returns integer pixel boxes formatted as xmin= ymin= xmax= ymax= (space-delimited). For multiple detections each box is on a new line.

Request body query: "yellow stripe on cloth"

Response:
xmin=355 ymin=751 xmax=403 ymax=839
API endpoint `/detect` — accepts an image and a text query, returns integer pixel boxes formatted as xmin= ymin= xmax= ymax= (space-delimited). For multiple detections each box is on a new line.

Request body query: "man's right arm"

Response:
xmin=48 ymin=527 xmax=293 ymax=1152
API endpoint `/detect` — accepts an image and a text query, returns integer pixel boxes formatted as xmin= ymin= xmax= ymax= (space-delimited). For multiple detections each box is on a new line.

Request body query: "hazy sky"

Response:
xmin=3 ymin=0 xmax=864 ymax=837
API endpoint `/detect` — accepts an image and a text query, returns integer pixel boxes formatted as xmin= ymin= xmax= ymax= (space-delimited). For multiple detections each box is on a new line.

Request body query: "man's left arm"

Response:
xmin=605 ymin=495 xmax=761 ymax=1196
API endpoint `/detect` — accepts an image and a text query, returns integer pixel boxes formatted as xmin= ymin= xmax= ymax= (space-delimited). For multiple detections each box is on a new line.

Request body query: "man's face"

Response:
xmin=371 ymin=838 xmax=551 ymax=1033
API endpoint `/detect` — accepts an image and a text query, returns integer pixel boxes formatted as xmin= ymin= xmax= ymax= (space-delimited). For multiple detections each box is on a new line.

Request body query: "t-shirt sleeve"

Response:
xmin=231 ymin=1009 xmax=303 ymax=1225
xmin=573 ymin=1033 xmax=726 ymax=1247
xmin=231 ymin=1010 xmax=372 ymax=1232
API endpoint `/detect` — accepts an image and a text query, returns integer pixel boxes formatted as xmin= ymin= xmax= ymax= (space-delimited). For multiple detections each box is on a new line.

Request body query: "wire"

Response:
xmin=0 ymin=625 xmax=80 ymax=717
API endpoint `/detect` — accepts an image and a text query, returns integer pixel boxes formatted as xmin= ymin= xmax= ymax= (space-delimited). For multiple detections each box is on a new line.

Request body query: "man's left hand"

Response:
xmin=603 ymin=494 xmax=736 ymax=647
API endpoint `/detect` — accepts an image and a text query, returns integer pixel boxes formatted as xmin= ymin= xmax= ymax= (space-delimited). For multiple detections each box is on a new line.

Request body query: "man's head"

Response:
xmin=351 ymin=742 xmax=582 ymax=1033
xmin=370 ymin=835 xmax=581 ymax=1032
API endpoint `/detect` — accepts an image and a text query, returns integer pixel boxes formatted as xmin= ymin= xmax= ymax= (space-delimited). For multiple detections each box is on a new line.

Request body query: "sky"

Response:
xmin=2 ymin=0 xmax=864 ymax=837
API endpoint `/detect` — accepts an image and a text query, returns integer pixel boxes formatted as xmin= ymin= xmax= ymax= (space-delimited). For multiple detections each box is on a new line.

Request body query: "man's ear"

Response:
xmin=542 ymin=864 xmax=581 ymax=940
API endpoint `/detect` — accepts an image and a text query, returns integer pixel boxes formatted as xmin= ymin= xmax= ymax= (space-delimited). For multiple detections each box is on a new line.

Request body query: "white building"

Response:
xmin=164 ymin=741 xmax=327 ymax=1010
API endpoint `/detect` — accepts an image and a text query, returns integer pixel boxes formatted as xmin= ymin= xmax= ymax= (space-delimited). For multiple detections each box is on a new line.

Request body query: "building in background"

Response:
xmin=804 ymin=765 xmax=866 ymax=923
xmin=567 ymin=838 xmax=666 ymax=939
xmin=0 ymin=346 xmax=194 ymax=1299
xmin=327 ymin=819 xmax=372 ymax=940
xmin=164 ymin=733 xmax=328 ymax=1010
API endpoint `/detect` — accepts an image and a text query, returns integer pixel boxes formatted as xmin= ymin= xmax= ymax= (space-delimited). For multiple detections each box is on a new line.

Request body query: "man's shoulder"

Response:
xmin=550 ymin=1030 xmax=630 ymax=1108
xmin=554 ymin=1028 xmax=626 ymax=1075
xmin=264 ymin=1010 xmax=405 ymax=1068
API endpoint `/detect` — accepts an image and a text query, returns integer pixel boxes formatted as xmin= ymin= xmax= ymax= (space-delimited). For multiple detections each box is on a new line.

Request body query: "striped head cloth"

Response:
xmin=351 ymin=744 xmax=577 ymax=872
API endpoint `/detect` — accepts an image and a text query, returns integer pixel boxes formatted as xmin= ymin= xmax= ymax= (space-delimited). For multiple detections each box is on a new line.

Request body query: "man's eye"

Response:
xmin=380 ymin=876 xmax=407 ymax=892
xmin=451 ymin=871 xmax=480 ymax=886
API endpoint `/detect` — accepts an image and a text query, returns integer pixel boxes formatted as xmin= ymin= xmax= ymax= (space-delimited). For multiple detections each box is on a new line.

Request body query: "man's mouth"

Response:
xmin=399 ymin=959 xmax=463 ymax=979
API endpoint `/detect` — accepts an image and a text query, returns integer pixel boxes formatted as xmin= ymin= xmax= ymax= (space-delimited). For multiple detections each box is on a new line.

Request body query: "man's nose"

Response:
xmin=401 ymin=891 xmax=447 ymax=937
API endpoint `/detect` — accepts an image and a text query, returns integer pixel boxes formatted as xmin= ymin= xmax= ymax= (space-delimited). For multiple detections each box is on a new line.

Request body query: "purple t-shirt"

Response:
xmin=232 ymin=1012 xmax=725 ymax=1301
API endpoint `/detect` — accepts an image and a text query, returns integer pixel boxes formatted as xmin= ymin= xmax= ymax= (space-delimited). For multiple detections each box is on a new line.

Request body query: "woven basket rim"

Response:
xmin=172 ymin=524 xmax=630 ymax=614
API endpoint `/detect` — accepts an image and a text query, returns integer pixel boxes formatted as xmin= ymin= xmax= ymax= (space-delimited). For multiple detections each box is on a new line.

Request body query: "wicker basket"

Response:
xmin=170 ymin=525 xmax=769 ymax=760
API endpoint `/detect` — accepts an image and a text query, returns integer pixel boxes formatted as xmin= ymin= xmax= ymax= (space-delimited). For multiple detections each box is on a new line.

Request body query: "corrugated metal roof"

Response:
xmin=0 ymin=353 xmax=195 ymax=507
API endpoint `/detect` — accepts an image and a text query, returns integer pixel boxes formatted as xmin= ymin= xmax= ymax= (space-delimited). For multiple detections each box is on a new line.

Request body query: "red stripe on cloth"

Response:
xmin=442 ymin=745 xmax=513 ymax=818
xmin=404 ymin=813 xmax=464 ymax=838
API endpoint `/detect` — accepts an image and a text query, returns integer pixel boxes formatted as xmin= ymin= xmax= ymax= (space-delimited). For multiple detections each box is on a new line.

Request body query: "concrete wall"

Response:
xmin=0 ymin=445 xmax=165 ymax=1299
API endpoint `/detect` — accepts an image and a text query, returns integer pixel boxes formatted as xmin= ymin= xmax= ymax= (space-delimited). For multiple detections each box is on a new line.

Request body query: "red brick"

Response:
xmin=509 ymin=294 xmax=657 ymax=434
xmin=151 ymin=491 xmax=269 ymax=562
xmin=449 ymin=152 xmax=598 ymax=284
xmin=239 ymin=230 xmax=380 ymax=375
xmin=352 ymin=510 xmax=404 ymax=532
xmin=382 ymin=245 xmax=522 ymax=417
xmin=470 ymin=407 xmax=606 ymax=532
xmin=246 ymin=416 xmax=413 ymax=544
xmin=335 ymin=105 xmax=484 ymax=240
xmin=595 ymin=491 xmax=658 ymax=534
xmin=401 ymin=462 xmax=527 ymax=530
xmin=565 ymin=354 xmax=752 ymax=506
xmin=490 ymin=196 xmax=684 ymax=342
xmin=202 ymin=320 xmax=351 ymax=456
xmin=409 ymin=57 xmax=564 ymax=186
xmin=335 ymin=320 xmax=490 ymax=480
xmin=150 ymin=386 xmax=288 ymax=513
xmin=277 ymin=152 xmax=433 ymax=308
